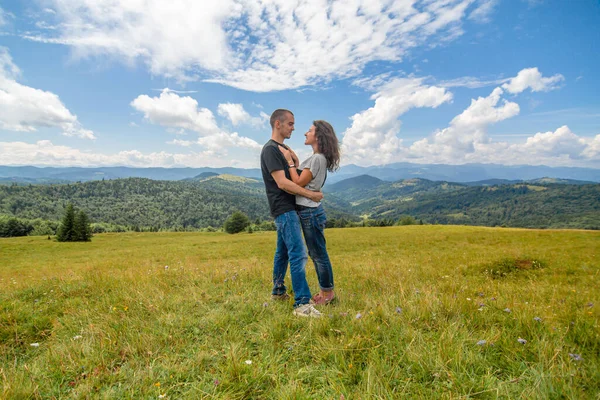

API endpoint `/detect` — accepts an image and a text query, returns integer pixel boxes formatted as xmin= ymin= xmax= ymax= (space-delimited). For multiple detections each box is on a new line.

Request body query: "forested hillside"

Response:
xmin=0 ymin=176 xmax=270 ymax=230
xmin=0 ymin=175 xmax=356 ymax=233
xmin=328 ymin=178 xmax=600 ymax=229
xmin=1 ymin=175 xmax=599 ymax=236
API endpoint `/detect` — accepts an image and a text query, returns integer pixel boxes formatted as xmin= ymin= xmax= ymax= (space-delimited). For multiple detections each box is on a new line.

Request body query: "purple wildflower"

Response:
xmin=533 ymin=316 xmax=542 ymax=322
xmin=395 ymin=307 xmax=402 ymax=314
xmin=355 ymin=313 xmax=362 ymax=319
xmin=569 ymin=353 xmax=583 ymax=361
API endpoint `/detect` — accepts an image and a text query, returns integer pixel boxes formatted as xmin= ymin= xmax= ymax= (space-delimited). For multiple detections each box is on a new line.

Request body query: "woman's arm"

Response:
xmin=279 ymin=145 xmax=313 ymax=187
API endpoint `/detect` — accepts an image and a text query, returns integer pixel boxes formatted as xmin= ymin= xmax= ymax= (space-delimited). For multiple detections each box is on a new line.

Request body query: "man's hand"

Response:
xmin=271 ymin=170 xmax=323 ymax=202
xmin=307 ymin=191 xmax=323 ymax=203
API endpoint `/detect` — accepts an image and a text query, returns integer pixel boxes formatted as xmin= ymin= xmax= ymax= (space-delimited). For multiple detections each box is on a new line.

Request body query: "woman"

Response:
xmin=278 ymin=120 xmax=340 ymax=305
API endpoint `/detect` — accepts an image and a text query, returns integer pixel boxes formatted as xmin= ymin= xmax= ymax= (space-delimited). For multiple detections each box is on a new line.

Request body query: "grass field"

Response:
xmin=1 ymin=226 xmax=599 ymax=399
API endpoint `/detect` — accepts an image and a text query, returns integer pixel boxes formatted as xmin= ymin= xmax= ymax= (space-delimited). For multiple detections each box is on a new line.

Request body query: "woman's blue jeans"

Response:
xmin=273 ymin=210 xmax=311 ymax=307
xmin=297 ymin=204 xmax=334 ymax=291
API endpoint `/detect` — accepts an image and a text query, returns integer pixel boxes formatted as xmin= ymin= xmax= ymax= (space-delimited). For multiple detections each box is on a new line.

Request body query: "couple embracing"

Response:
xmin=260 ymin=109 xmax=340 ymax=318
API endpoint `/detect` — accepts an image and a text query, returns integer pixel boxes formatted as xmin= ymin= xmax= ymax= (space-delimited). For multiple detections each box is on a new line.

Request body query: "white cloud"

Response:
xmin=342 ymin=78 xmax=453 ymax=164
xmin=451 ymin=87 xmax=520 ymax=128
xmin=502 ymin=67 xmax=564 ymax=94
xmin=131 ymin=89 xmax=220 ymax=135
xmin=131 ymin=89 xmax=261 ymax=154
xmin=0 ymin=140 xmax=257 ymax=168
xmin=409 ymin=87 xmax=519 ymax=159
xmin=167 ymin=139 xmax=194 ymax=147
xmin=217 ymin=103 xmax=249 ymax=126
xmin=340 ymin=67 xmax=599 ymax=167
xmin=197 ymin=132 xmax=261 ymax=152
xmin=217 ymin=103 xmax=268 ymax=128
xmin=30 ymin=0 xmax=480 ymax=91
xmin=520 ymin=126 xmax=588 ymax=159
xmin=439 ymin=75 xmax=509 ymax=89
xmin=0 ymin=7 xmax=7 ymax=27
xmin=468 ymin=0 xmax=498 ymax=23
xmin=0 ymin=47 xmax=20 ymax=79
xmin=0 ymin=47 xmax=94 ymax=139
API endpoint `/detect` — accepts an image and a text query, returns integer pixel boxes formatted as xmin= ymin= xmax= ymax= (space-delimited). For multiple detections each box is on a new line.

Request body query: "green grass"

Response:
xmin=1 ymin=226 xmax=599 ymax=399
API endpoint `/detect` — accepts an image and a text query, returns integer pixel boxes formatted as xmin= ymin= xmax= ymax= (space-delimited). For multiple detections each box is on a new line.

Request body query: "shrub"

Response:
xmin=224 ymin=211 xmax=250 ymax=234
xmin=0 ymin=216 xmax=34 ymax=237
xmin=398 ymin=215 xmax=417 ymax=225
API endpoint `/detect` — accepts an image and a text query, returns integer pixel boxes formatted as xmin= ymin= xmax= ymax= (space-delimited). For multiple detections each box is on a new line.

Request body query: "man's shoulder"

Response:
xmin=261 ymin=139 xmax=280 ymax=154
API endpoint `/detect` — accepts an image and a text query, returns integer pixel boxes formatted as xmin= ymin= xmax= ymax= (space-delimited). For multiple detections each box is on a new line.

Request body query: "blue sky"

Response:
xmin=0 ymin=0 xmax=598 ymax=169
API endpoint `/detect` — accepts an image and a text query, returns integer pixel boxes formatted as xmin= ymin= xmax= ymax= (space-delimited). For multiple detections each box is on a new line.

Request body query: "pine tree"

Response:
xmin=73 ymin=210 xmax=93 ymax=241
xmin=57 ymin=203 xmax=76 ymax=242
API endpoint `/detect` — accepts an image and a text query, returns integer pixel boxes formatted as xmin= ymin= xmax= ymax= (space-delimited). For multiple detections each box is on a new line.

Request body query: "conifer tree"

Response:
xmin=57 ymin=203 xmax=76 ymax=242
xmin=73 ymin=210 xmax=93 ymax=241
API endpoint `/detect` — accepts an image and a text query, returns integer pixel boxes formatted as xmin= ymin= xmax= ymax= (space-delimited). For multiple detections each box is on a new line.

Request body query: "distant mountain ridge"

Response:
xmin=1 ymin=163 xmax=598 ymax=184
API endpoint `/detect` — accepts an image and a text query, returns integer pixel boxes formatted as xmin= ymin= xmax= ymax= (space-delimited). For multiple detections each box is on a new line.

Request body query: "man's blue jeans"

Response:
xmin=298 ymin=204 xmax=334 ymax=291
xmin=273 ymin=210 xmax=311 ymax=307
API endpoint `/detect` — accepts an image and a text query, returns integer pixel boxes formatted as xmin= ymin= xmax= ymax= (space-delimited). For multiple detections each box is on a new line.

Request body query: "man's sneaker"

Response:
xmin=293 ymin=304 xmax=322 ymax=318
xmin=271 ymin=293 xmax=290 ymax=301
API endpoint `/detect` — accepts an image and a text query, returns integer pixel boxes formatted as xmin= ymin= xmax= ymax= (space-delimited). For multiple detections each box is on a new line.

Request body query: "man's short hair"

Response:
xmin=270 ymin=109 xmax=293 ymax=129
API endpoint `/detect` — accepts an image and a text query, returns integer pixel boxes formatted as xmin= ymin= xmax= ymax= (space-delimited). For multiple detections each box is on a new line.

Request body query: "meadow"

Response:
xmin=1 ymin=226 xmax=598 ymax=399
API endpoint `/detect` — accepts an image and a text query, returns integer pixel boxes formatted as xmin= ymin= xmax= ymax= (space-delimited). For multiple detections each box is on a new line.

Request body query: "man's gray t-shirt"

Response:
xmin=296 ymin=153 xmax=327 ymax=207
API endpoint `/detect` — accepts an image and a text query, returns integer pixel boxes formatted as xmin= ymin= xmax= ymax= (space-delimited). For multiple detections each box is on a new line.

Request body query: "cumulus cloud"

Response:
xmin=131 ymin=89 xmax=221 ymax=135
xmin=342 ymin=78 xmax=453 ymax=164
xmin=521 ymin=126 xmax=588 ymax=158
xmin=502 ymin=67 xmax=564 ymax=94
xmin=197 ymin=131 xmax=261 ymax=152
xmin=131 ymin=89 xmax=261 ymax=154
xmin=0 ymin=140 xmax=256 ymax=168
xmin=341 ymin=67 xmax=599 ymax=167
xmin=217 ymin=103 xmax=268 ymax=128
xmin=0 ymin=47 xmax=94 ymax=139
xmin=451 ymin=87 xmax=519 ymax=128
xmin=409 ymin=87 xmax=519 ymax=158
xmin=29 ymin=0 xmax=479 ymax=91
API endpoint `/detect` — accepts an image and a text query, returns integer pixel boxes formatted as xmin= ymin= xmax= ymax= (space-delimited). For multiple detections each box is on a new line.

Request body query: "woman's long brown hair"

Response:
xmin=314 ymin=120 xmax=340 ymax=172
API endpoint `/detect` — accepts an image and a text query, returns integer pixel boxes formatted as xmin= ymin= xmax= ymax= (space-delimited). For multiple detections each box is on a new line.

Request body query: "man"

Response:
xmin=261 ymin=109 xmax=323 ymax=318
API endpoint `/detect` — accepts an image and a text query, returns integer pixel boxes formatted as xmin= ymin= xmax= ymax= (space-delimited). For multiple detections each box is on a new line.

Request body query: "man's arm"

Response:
xmin=271 ymin=170 xmax=323 ymax=203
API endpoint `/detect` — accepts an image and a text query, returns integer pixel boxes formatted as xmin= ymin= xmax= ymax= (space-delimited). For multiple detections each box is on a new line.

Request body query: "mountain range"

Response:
xmin=1 ymin=163 xmax=598 ymax=185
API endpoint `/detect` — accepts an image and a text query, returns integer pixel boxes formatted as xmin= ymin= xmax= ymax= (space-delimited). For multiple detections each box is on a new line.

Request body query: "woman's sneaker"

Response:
xmin=293 ymin=304 xmax=322 ymax=318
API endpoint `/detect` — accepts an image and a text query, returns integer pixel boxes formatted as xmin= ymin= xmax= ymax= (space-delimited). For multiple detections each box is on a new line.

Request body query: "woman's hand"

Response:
xmin=288 ymin=148 xmax=300 ymax=166
xmin=278 ymin=145 xmax=294 ymax=165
